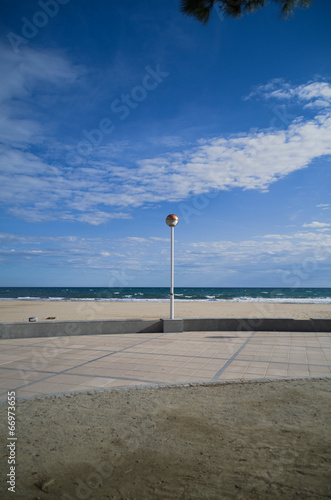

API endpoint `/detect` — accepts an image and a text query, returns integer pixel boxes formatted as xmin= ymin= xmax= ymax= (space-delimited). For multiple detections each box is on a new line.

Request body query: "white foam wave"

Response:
xmin=1 ymin=296 xmax=331 ymax=304
xmin=226 ymin=297 xmax=331 ymax=304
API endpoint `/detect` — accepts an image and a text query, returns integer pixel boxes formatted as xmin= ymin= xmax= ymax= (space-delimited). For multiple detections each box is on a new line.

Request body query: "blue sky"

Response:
xmin=0 ymin=0 xmax=331 ymax=287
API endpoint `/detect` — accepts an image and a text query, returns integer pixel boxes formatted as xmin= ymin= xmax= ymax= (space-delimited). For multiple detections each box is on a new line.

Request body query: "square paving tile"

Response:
xmin=0 ymin=330 xmax=330 ymax=400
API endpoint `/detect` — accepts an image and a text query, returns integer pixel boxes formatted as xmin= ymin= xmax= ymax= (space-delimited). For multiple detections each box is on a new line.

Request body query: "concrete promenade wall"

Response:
xmin=0 ymin=319 xmax=163 ymax=339
xmin=182 ymin=318 xmax=331 ymax=333
xmin=0 ymin=317 xmax=330 ymax=339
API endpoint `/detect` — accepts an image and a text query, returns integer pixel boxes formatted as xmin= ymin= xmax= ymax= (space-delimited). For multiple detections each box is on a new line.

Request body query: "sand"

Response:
xmin=0 ymin=378 xmax=330 ymax=499
xmin=1 ymin=300 xmax=331 ymax=323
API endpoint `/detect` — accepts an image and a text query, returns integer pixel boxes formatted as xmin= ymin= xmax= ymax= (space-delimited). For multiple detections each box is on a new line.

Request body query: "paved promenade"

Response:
xmin=0 ymin=330 xmax=330 ymax=401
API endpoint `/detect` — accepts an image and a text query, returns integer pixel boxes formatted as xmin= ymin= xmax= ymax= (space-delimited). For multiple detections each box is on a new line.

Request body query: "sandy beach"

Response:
xmin=0 ymin=300 xmax=331 ymax=323
xmin=0 ymin=378 xmax=330 ymax=499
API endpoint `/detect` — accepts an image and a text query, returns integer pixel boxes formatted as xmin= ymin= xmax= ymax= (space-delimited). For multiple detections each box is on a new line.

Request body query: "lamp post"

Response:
xmin=165 ymin=214 xmax=179 ymax=319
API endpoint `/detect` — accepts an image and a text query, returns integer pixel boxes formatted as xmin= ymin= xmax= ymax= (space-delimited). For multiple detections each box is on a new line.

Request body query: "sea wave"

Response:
xmin=1 ymin=296 xmax=331 ymax=304
xmin=226 ymin=297 xmax=331 ymax=304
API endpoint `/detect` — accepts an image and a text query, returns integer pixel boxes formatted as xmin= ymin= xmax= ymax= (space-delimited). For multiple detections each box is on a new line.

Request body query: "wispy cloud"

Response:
xmin=1 ymin=57 xmax=331 ymax=225
xmin=2 ymin=109 xmax=331 ymax=224
xmin=1 ymin=229 xmax=330 ymax=280
xmin=0 ymin=44 xmax=82 ymax=145
xmin=246 ymin=79 xmax=331 ymax=109
xmin=180 ymin=230 xmax=331 ymax=285
xmin=303 ymin=221 xmax=330 ymax=229
xmin=0 ymin=233 xmax=169 ymax=276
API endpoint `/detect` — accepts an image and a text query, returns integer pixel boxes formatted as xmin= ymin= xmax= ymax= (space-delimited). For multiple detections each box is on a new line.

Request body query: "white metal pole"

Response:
xmin=170 ymin=225 xmax=174 ymax=319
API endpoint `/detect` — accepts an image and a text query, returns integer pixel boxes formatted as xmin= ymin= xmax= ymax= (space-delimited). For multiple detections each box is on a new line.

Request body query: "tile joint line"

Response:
xmin=212 ymin=331 xmax=256 ymax=381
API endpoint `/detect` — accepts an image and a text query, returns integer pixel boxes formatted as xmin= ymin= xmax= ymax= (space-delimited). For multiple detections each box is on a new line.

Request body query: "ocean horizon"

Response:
xmin=0 ymin=287 xmax=331 ymax=304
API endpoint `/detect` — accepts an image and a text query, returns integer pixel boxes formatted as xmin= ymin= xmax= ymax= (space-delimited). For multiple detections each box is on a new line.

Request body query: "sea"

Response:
xmin=0 ymin=287 xmax=331 ymax=304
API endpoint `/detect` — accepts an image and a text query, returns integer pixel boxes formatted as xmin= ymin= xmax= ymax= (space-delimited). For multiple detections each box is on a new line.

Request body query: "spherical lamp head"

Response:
xmin=166 ymin=214 xmax=179 ymax=227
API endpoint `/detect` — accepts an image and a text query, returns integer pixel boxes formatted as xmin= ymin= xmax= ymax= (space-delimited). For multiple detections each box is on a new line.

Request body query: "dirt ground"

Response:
xmin=1 ymin=378 xmax=330 ymax=500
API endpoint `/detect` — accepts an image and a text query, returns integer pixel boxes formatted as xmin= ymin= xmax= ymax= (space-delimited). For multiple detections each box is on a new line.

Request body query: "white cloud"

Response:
xmin=150 ymin=237 xmax=170 ymax=242
xmin=247 ymin=79 xmax=331 ymax=109
xmin=69 ymin=211 xmax=131 ymax=226
xmin=0 ymin=44 xmax=82 ymax=145
xmin=133 ymin=110 xmax=331 ymax=196
xmin=123 ymin=237 xmax=149 ymax=243
xmin=182 ymin=231 xmax=331 ymax=280
xmin=2 ymin=108 xmax=331 ymax=223
xmin=0 ymin=45 xmax=79 ymax=102
xmin=1 ymin=229 xmax=330 ymax=285
xmin=262 ymin=234 xmax=293 ymax=240
xmin=303 ymin=221 xmax=330 ymax=228
xmin=1 ymin=68 xmax=331 ymax=224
